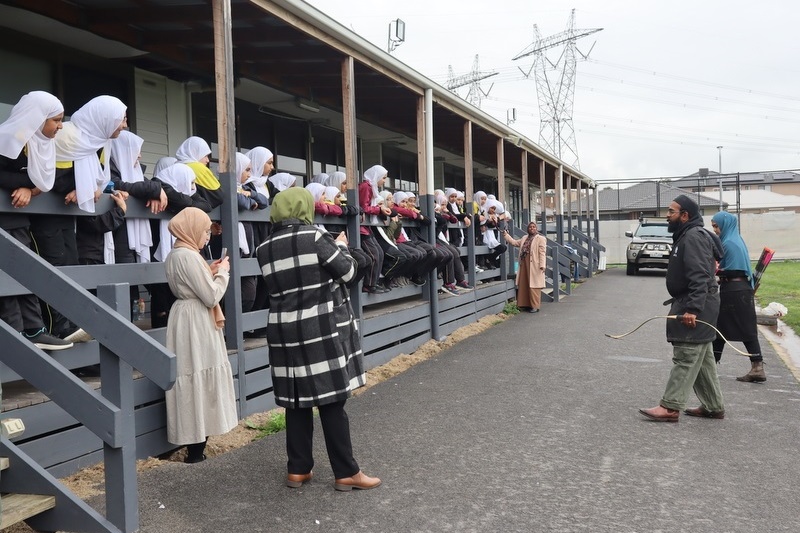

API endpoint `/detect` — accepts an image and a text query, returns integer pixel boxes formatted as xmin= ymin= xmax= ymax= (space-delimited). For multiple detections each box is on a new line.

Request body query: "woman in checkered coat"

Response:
xmin=256 ymin=188 xmax=380 ymax=491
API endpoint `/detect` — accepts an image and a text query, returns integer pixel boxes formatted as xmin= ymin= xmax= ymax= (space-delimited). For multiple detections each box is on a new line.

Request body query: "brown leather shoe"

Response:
xmin=638 ymin=406 xmax=679 ymax=422
xmin=286 ymin=471 xmax=313 ymax=488
xmin=684 ymin=406 xmax=725 ymax=419
xmin=334 ymin=471 xmax=381 ymax=491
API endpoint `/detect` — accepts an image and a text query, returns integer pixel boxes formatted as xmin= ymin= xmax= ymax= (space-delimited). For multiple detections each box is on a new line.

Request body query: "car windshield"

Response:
xmin=635 ymin=224 xmax=671 ymax=238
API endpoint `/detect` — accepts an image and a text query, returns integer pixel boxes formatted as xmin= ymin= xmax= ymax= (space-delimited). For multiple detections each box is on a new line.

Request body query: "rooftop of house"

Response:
xmin=588 ymin=181 xmax=724 ymax=213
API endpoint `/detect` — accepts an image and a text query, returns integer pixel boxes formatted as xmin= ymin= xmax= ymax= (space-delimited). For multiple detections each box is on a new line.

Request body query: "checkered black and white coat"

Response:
xmin=256 ymin=219 xmax=365 ymax=409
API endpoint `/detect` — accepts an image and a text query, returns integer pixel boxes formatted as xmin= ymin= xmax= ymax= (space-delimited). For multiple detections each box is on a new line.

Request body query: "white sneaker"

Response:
xmin=64 ymin=328 xmax=93 ymax=343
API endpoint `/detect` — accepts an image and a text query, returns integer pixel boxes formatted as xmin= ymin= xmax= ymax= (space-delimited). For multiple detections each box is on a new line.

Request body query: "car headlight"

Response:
xmin=629 ymin=243 xmax=644 ymax=251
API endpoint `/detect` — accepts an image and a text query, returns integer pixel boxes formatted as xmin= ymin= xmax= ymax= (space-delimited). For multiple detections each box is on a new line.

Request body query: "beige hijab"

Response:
xmin=167 ymin=207 xmax=225 ymax=329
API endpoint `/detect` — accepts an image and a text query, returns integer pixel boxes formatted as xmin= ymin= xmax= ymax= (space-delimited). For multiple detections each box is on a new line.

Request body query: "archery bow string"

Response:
xmin=605 ymin=315 xmax=755 ymax=357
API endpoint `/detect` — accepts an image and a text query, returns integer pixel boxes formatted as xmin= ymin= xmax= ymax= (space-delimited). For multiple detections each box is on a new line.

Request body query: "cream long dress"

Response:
xmin=164 ymin=247 xmax=238 ymax=445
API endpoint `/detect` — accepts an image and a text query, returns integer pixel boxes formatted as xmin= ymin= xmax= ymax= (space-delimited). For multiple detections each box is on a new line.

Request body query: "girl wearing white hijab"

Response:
xmin=267 ymin=172 xmax=296 ymax=200
xmin=326 ymin=171 xmax=347 ymax=194
xmin=234 ymin=152 xmax=267 ymax=314
xmin=358 ymin=165 xmax=397 ymax=293
xmin=243 ymin=146 xmax=273 ymax=200
xmin=311 ymin=173 xmax=329 ymax=185
xmin=0 ymin=91 xmax=72 ymax=351
xmin=0 ymin=90 xmax=64 ymax=192
xmin=30 ymin=95 xmax=126 ymax=340
xmin=175 ymin=136 xmax=223 ymax=210
xmin=55 ymin=95 xmax=128 ymax=213
xmin=109 ymin=130 xmax=155 ymax=264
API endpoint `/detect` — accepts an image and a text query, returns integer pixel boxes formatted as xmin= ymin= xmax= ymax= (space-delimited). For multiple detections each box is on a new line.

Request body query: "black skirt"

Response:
xmin=716 ymin=280 xmax=758 ymax=342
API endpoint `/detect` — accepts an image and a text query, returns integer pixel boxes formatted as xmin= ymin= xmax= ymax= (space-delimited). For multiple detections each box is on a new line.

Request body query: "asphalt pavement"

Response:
xmin=134 ymin=267 xmax=800 ymax=532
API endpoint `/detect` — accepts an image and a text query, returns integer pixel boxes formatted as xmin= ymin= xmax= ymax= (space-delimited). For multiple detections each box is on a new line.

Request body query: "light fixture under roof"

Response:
xmin=295 ymin=97 xmax=319 ymax=113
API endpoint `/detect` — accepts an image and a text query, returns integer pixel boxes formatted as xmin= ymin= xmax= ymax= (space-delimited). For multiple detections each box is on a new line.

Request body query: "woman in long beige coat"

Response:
xmin=164 ymin=207 xmax=238 ymax=463
xmin=504 ymin=221 xmax=548 ymax=313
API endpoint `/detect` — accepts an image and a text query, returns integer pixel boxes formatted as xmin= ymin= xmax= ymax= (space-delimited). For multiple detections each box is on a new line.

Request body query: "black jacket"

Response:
xmin=665 ymin=218 xmax=720 ymax=343
xmin=0 ymin=153 xmax=35 ymax=230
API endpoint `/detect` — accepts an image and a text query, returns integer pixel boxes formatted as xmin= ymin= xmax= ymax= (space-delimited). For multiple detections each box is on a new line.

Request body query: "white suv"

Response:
xmin=625 ymin=220 xmax=672 ymax=276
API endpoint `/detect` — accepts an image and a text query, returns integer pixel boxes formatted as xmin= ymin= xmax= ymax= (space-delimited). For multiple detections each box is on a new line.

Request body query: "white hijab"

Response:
xmin=153 ymin=156 xmax=177 ymax=179
xmin=56 ymin=95 xmax=127 ymax=213
xmin=244 ymin=146 xmax=272 ymax=199
xmin=305 ymin=182 xmax=326 ymax=202
xmin=153 ymin=162 xmax=196 ymax=262
xmin=363 ymin=165 xmax=387 ymax=225
xmin=311 ymin=173 xmax=329 ymax=184
xmin=268 ymin=172 xmax=296 ymax=192
xmin=326 ymin=171 xmax=346 ymax=190
xmin=234 ymin=152 xmax=251 ymax=255
xmin=0 ymin=91 xmax=63 ymax=192
xmin=324 ymin=186 xmax=341 ymax=205
xmin=109 ymin=130 xmax=152 ymax=263
xmin=175 ymin=136 xmax=211 ymax=163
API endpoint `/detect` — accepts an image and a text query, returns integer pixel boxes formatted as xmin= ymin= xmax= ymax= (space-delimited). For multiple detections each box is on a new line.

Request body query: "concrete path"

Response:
xmin=135 ymin=268 xmax=800 ymax=532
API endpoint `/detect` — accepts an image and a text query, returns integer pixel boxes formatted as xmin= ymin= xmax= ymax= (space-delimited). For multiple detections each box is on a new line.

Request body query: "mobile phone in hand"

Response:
xmin=220 ymin=247 xmax=227 ymax=260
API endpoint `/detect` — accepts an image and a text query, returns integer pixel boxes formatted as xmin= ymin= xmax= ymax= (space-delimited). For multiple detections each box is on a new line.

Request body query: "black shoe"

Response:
xmin=527 ymin=308 xmax=539 ymax=313
xmin=244 ymin=328 xmax=267 ymax=339
xmin=410 ymin=276 xmax=427 ymax=287
xmin=23 ymin=328 xmax=73 ymax=351
xmin=184 ymin=454 xmax=206 ymax=464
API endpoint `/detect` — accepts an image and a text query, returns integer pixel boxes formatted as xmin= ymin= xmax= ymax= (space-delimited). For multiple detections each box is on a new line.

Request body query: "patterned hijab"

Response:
xmin=521 ymin=222 xmax=538 ymax=257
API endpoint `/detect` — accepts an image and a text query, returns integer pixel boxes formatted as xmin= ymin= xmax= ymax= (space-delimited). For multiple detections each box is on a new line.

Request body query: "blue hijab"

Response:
xmin=712 ymin=211 xmax=753 ymax=286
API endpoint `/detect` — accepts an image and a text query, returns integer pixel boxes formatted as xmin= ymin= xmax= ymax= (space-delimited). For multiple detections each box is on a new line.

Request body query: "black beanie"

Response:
xmin=673 ymin=195 xmax=700 ymax=218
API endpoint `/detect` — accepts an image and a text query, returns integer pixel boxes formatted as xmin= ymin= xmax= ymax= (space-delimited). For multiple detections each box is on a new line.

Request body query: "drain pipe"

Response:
xmin=423 ymin=89 xmax=441 ymax=341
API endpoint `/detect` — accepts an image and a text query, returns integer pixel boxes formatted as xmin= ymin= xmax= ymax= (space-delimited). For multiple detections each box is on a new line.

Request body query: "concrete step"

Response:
xmin=0 ymin=493 xmax=56 ymax=529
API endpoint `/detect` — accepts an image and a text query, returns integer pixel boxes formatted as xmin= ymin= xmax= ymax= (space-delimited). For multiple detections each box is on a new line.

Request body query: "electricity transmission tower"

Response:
xmin=513 ymin=9 xmax=601 ymax=169
xmin=446 ymin=55 xmax=498 ymax=109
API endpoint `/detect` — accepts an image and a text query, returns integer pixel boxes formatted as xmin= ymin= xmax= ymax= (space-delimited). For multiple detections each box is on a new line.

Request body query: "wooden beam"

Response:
xmin=213 ymin=0 xmax=236 ymax=172
xmin=464 ymin=121 xmax=473 ymax=205
xmin=521 ymin=151 xmax=529 ymax=212
xmin=341 ymin=56 xmax=358 ymax=191
xmin=417 ymin=96 xmax=428 ymax=196
xmin=496 ymin=138 xmax=505 ymax=201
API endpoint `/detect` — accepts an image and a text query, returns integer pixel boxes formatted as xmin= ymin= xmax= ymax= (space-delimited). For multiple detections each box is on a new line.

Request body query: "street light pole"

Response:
xmin=717 ymin=145 xmax=723 ymax=211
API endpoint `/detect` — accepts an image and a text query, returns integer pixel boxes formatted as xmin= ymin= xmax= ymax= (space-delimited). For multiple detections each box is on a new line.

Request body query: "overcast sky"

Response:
xmin=304 ymin=0 xmax=800 ymax=182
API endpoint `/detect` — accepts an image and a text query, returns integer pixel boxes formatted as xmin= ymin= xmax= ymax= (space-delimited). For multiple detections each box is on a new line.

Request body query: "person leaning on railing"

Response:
xmin=31 ymin=95 xmax=128 ymax=343
xmin=0 ymin=90 xmax=72 ymax=351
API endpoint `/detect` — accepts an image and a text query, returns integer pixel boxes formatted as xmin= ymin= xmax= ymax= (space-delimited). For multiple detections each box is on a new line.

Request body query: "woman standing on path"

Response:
xmin=256 ymin=188 xmax=380 ymax=491
xmin=711 ymin=211 xmax=766 ymax=382
xmin=164 ymin=207 xmax=238 ymax=463
xmin=504 ymin=221 xmax=547 ymax=313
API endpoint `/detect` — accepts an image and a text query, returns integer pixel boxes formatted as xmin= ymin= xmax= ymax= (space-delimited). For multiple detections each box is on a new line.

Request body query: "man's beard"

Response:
xmin=668 ymin=219 xmax=682 ymax=233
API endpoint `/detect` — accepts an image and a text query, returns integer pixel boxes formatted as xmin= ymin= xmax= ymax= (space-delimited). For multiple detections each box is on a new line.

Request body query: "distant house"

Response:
xmin=673 ymin=170 xmax=800 ymax=197
xmin=585 ymin=181 xmax=725 ymax=221
xmin=721 ymin=190 xmax=800 ymax=214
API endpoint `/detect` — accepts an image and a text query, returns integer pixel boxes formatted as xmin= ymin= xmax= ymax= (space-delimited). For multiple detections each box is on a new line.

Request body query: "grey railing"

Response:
xmin=0 ymin=229 xmax=176 ymax=533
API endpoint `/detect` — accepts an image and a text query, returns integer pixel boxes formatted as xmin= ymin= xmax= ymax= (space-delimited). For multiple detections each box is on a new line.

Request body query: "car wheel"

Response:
xmin=626 ymin=262 xmax=637 ymax=276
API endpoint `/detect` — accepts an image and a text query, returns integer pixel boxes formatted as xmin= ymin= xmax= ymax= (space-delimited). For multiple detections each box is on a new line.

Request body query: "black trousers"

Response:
xmin=285 ymin=400 xmax=359 ymax=479
xmin=360 ymin=233 xmax=383 ymax=288
xmin=713 ymin=338 xmax=763 ymax=363
xmin=0 ymin=227 xmax=45 ymax=333
xmin=29 ymin=215 xmax=79 ymax=336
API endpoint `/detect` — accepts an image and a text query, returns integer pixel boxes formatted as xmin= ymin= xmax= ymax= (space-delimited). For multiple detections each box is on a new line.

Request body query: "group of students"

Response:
xmin=307 ymin=167 xmax=513 ymax=297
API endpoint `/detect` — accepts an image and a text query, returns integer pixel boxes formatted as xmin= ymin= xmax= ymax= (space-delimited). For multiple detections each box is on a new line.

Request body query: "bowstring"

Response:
xmin=605 ymin=315 xmax=755 ymax=357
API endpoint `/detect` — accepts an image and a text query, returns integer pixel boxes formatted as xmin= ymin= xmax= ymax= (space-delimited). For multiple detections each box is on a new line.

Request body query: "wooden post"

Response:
xmin=539 ymin=160 xmax=546 ymax=235
xmin=341 ymin=56 xmax=362 ymax=313
xmin=496 ymin=138 xmax=505 ymax=200
xmin=463 ymin=121 xmax=476 ymax=285
xmin=521 ymin=151 xmax=529 ymax=223
xmin=212 ymin=0 xmax=236 ymax=173
xmin=98 ymin=284 xmax=137 ymax=533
